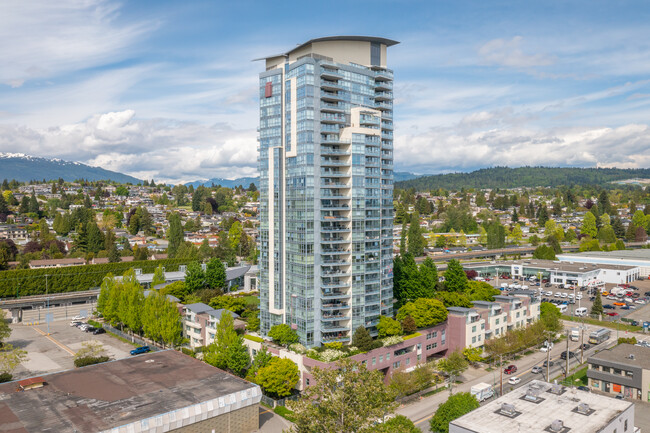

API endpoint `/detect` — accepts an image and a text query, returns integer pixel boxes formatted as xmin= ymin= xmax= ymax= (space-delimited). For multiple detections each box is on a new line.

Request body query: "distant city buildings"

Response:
xmin=258 ymin=36 xmax=398 ymax=346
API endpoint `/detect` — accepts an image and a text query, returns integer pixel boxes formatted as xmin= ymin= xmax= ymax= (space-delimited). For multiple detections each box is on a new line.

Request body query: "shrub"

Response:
xmin=323 ymin=342 xmax=343 ymax=350
xmin=74 ymin=356 xmax=110 ymax=368
xmin=289 ymin=343 xmax=307 ymax=354
xmin=180 ymin=347 xmax=196 ymax=357
xmin=87 ymin=319 xmax=102 ymax=328
xmin=0 ymin=372 xmax=12 ymax=383
xmin=382 ymin=336 xmax=404 ymax=347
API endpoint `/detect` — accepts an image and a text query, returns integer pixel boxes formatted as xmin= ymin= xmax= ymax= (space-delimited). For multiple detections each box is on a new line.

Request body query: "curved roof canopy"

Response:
xmin=255 ymin=36 xmax=399 ymax=61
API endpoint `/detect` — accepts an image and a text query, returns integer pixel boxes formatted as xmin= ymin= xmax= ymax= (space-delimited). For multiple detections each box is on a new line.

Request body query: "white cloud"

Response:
xmin=479 ymin=36 xmax=555 ymax=69
xmin=0 ymin=0 xmax=156 ymax=87
xmin=0 ymin=110 xmax=258 ymax=184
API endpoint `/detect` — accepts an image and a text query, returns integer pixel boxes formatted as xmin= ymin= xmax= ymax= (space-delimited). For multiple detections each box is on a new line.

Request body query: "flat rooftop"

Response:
xmin=451 ymin=380 xmax=633 ymax=433
xmin=588 ymin=343 xmax=650 ymax=370
xmin=558 ymin=249 xmax=650 ymax=262
xmin=0 ymin=350 xmax=260 ymax=433
xmin=466 ymin=259 xmax=637 ymax=273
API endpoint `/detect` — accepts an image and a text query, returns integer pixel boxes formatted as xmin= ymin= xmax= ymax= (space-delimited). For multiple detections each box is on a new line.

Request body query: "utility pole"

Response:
xmin=546 ymin=334 xmax=551 ymax=381
xmin=499 ymin=354 xmax=504 ymax=397
xmin=46 ymin=274 xmax=50 ymax=335
xmin=565 ymin=329 xmax=570 ymax=380
xmin=580 ymin=326 xmax=585 ymax=364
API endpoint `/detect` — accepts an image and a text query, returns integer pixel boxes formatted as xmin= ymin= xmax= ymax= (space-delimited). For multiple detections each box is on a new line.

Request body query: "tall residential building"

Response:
xmin=257 ymin=36 xmax=398 ymax=347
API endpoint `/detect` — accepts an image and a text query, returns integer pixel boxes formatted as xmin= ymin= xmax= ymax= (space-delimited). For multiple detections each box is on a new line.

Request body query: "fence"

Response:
xmin=102 ymin=323 xmax=160 ymax=351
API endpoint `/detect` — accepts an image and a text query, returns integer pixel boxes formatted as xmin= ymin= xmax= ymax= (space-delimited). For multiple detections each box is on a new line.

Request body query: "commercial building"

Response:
xmin=257 ymin=36 xmax=398 ymax=346
xmin=0 ymin=350 xmax=261 ymax=433
xmin=558 ymin=249 xmax=650 ymax=278
xmin=465 ymin=259 xmax=640 ymax=286
xmin=587 ymin=343 xmax=650 ymax=401
xmin=450 ymin=380 xmax=637 ymax=433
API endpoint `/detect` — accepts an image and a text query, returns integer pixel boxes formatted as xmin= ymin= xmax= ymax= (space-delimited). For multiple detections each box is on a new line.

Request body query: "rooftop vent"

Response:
xmin=550 ymin=420 xmax=564 ymax=432
xmin=500 ymin=403 xmax=517 ymax=416
xmin=577 ymin=403 xmax=590 ymax=414
xmin=524 ymin=387 xmax=542 ymax=402
xmin=629 ymin=354 xmax=635 ymax=360
xmin=549 ymin=384 xmax=564 ymax=395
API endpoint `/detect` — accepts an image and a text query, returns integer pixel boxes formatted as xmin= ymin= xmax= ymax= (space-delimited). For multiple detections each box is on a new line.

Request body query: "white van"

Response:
xmin=558 ymin=304 xmax=568 ymax=314
xmin=575 ymin=307 xmax=587 ymax=317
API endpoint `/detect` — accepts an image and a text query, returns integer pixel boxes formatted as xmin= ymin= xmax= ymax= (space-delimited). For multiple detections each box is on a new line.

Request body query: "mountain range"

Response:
xmin=0 ymin=153 xmax=141 ymax=184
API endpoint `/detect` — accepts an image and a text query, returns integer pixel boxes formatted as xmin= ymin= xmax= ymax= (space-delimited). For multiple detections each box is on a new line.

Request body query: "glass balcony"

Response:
xmin=321 ymin=147 xmax=350 ymax=156
xmin=321 ymin=80 xmax=343 ymax=91
xmin=321 ymin=290 xmax=350 ymax=299
xmin=322 ymin=312 xmax=347 ymax=321
xmin=321 ymin=113 xmax=346 ymax=123
xmin=375 ymin=101 xmax=393 ymax=111
xmin=375 ymin=91 xmax=393 ymax=101
xmin=375 ymin=80 xmax=393 ymax=90
xmin=374 ymin=69 xmax=394 ymax=80
xmin=321 ymin=324 xmax=349 ymax=332
xmin=321 ymin=90 xmax=344 ymax=101
xmin=321 ymin=334 xmax=350 ymax=343
xmin=320 ymin=68 xmax=342 ymax=80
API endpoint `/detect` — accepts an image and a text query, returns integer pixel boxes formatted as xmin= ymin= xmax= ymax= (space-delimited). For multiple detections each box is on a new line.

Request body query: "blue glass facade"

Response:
xmin=258 ymin=38 xmax=395 ymax=347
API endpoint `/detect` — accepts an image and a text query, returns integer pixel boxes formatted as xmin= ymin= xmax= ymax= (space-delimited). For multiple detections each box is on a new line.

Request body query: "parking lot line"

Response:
xmin=31 ymin=326 xmax=76 ymax=356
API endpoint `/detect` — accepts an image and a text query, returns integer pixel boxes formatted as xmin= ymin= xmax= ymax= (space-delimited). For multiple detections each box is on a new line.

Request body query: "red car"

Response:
xmin=504 ymin=365 xmax=517 ymax=375
xmin=607 ymin=312 xmax=619 ymax=316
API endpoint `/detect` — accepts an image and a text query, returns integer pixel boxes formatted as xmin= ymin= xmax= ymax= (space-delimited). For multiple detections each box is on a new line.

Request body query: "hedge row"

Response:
xmin=0 ymin=258 xmax=193 ymax=298
xmin=74 ymin=356 xmax=110 ymax=368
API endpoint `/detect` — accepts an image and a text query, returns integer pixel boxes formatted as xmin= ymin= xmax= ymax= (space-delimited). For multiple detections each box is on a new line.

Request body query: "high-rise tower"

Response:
xmin=257 ymin=36 xmax=397 ymax=347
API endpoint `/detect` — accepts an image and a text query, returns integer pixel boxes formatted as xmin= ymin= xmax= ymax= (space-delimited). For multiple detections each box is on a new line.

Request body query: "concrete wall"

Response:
xmin=172 ymin=404 xmax=259 ymax=433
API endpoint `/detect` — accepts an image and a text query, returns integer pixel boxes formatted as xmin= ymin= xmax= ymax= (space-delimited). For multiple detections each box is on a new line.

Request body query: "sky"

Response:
xmin=1 ymin=0 xmax=650 ymax=184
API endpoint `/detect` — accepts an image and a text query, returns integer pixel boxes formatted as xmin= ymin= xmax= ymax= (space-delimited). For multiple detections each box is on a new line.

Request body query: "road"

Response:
xmin=398 ymin=321 xmax=624 ymax=431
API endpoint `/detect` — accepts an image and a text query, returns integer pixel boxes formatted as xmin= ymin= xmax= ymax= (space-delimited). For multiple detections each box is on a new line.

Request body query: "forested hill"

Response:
xmin=395 ymin=167 xmax=650 ymax=191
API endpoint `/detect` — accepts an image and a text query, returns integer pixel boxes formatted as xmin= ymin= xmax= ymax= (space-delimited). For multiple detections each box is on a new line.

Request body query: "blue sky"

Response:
xmin=1 ymin=0 xmax=650 ymax=183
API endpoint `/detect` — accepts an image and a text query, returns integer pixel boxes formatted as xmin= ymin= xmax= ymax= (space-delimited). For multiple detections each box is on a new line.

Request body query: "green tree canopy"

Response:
xmin=444 ymin=259 xmax=468 ymax=292
xmin=397 ymin=298 xmax=448 ymax=328
xmin=430 ymin=392 xmax=480 ymax=433
xmin=255 ymin=357 xmax=300 ymax=398
xmin=377 ymin=316 xmax=402 ymax=337
xmin=268 ymin=324 xmax=299 ymax=347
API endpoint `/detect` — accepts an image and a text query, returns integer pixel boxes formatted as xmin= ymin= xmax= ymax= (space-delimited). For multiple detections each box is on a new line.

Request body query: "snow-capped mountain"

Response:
xmin=0 ymin=153 xmax=141 ymax=184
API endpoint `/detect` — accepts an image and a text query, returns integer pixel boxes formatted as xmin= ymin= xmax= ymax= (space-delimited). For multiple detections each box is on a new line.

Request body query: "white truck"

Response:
xmin=471 ymin=382 xmax=494 ymax=402
xmin=570 ymin=327 xmax=580 ymax=342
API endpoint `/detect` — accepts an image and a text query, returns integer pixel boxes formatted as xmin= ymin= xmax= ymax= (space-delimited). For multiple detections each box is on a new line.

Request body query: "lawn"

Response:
xmin=562 ymin=315 xmax=642 ymax=333
xmin=554 ymin=366 xmax=588 ymax=386
xmin=242 ymin=295 xmax=259 ymax=306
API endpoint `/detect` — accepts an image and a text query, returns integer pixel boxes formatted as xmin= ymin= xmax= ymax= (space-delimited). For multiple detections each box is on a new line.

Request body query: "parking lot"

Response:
xmin=488 ymin=277 xmax=650 ymax=324
xmin=7 ymin=320 xmax=136 ymax=380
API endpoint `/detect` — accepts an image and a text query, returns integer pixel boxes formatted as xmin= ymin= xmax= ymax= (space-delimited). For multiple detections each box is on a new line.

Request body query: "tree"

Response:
xmin=591 ymin=291 xmax=603 ymax=317
xmin=435 ymin=291 xmax=472 ymax=308
xmin=540 ymin=302 xmax=563 ymax=333
xmin=407 ymin=212 xmax=425 ymax=257
xmin=167 ymin=212 xmax=183 ymax=257
xmin=151 ymin=264 xmax=165 ymax=287
xmin=430 ymin=392 xmax=480 ymax=433
xmin=533 ymin=245 xmax=556 ymax=260
xmin=184 ymin=261 xmax=205 ymax=292
xmin=28 ymin=192 xmax=40 ymax=214
xmin=486 ymin=222 xmax=506 ymax=249
xmin=444 ymin=259 xmax=468 ymax=292
xmin=462 ymin=347 xmax=484 ymax=363
xmin=205 ymin=257 xmax=226 ymax=290
xmin=245 ymin=345 xmax=274 ymax=382
xmin=352 ymin=326 xmax=374 ymax=352
xmin=203 ymin=312 xmax=249 ymax=377
xmin=377 ymin=316 xmax=402 ymax=337
xmin=401 ymin=315 xmax=417 ymax=334
xmin=582 ymin=211 xmax=597 ymax=238
xmin=0 ymin=309 xmax=11 ymax=344
xmin=228 ymin=220 xmax=243 ymax=252
xmin=268 ymin=324 xmax=299 ymax=347
xmin=115 ymin=186 xmax=129 ymax=197
xmin=437 ymin=351 xmax=469 ymax=395
xmin=397 ymin=298 xmax=448 ymax=328
xmin=0 ymin=344 xmax=28 ymax=380
xmin=478 ymin=226 xmax=488 ymax=245
xmin=366 ymin=415 xmax=420 ymax=433
xmin=256 ymin=357 xmax=300 ymax=398
xmin=466 ymin=281 xmax=500 ymax=302
xmin=287 ymin=358 xmax=397 ymax=433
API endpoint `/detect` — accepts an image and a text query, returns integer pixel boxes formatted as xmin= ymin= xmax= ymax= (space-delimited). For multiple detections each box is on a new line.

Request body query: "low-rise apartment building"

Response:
xmin=587 ymin=343 xmax=650 ymax=401
xmin=182 ymin=303 xmax=244 ymax=349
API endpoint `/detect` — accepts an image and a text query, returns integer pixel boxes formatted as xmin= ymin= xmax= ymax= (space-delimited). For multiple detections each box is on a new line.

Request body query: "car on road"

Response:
xmin=130 ymin=346 xmax=151 ymax=356
xmin=560 ymin=351 xmax=576 ymax=360
xmin=540 ymin=342 xmax=554 ymax=352
xmin=93 ymin=328 xmax=106 ymax=335
xmin=531 ymin=366 xmax=543 ymax=374
xmin=577 ymin=386 xmax=590 ymax=392
xmin=504 ymin=365 xmax=518 ymax=375
xmin=508 ymin=376 xmax=521 ymax=385
xmin=581 ymin=343 xmax=591 ymax=350
xmin=543 ymin=360 xmax=555 ymax=367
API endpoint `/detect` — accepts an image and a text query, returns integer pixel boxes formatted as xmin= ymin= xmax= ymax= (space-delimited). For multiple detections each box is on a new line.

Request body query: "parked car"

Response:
xmin=71 ymin=315 xmax=86 ymax=321
xmin=635 ymin=299 xmax=646 ymax=304
xmin=79 ymin=324 xmax=90 ymax=331
xmin=93 ymin=328 xmax=106 ymax=335
xmin=531 ymin=366 xmax=543 ymax=374
xmin=613 ymin=302 xmax=625 ymax=306
xmin=577 ymin=386 xmax=590 ymax=392
xmin=504 ymin=365 xmax=518 ymax=375
xmin=606 ymin=312 xmax=619 ymax=316
xmin=644 ymin=291 xmax=650 ymax=297
xmin=69 ymin=321 xmax=82 ymax=327
xmin=615 ymin=393 xmax=625 ymax=400
xmin=508 ymin=376 xmax=521 ymax=385
xmin=84 ymin=326 xmax=96 ymax=333
xmin=130 ymin=346 xmax=151 ymax=355
xmin=603 ymin=304 xmax=616 ymax=309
